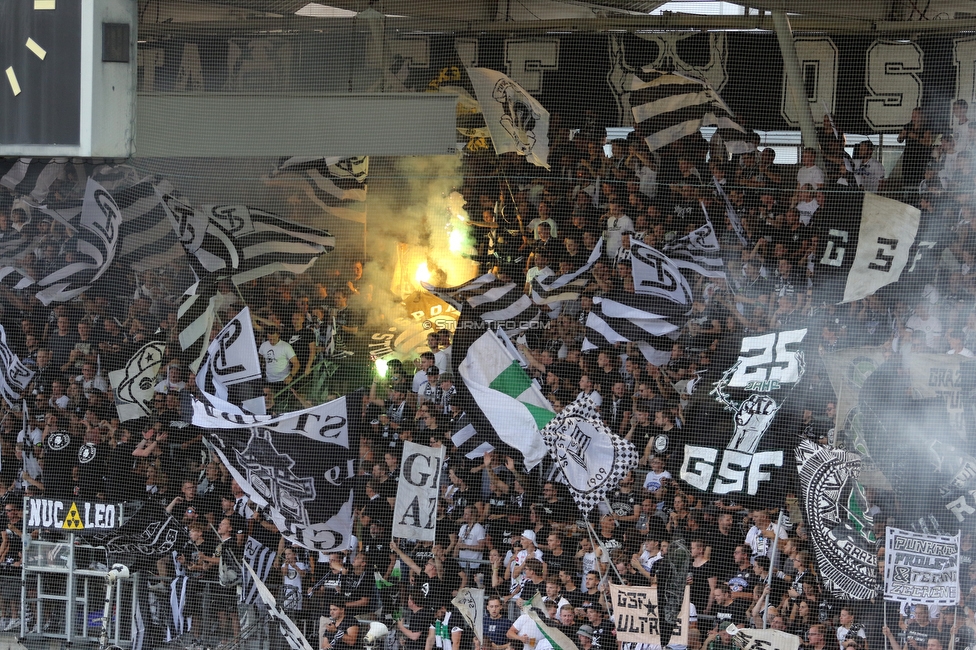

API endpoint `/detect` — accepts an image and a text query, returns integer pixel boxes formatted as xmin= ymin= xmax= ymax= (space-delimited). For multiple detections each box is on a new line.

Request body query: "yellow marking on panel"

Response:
xmin=5 ymin=68 xmax=21 ymax=96
xmin=26 ymin=38 xmax=46 ymax=60
xmin=34 ymin=0 xmax=56 ymax=10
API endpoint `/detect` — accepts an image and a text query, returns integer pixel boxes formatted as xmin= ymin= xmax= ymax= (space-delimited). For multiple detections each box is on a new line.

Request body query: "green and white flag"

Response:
xmin=456 ymin=330 xmax=554 ymax=470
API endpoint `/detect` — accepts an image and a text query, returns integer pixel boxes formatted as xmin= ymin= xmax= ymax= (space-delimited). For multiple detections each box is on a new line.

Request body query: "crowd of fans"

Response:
xmin=0 ymin=99 xmax=974 ymax=650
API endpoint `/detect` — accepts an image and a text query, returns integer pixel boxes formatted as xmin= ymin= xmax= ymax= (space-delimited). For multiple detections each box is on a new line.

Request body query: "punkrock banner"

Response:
xmin=608 ymin=584 xmax=689 ymax=645
xmin=727 ymin=626 xmax=801 ymax=650
xmin=795 ymin=439 xmax=879 ymax=600
xmin=680 ymin=329 xmax=808 ymax=508
xmin=109 ymin=341 xmax=167 ymax=421
xmin=885 ymin=527 xmax=960 ymax=605
xmin=539 ymin=396 xmax=639 ymax=515
xmin=193 ymin=393 xmax=360 ymax=553
xmin=392 ymin=441 xmax=445 ymax=541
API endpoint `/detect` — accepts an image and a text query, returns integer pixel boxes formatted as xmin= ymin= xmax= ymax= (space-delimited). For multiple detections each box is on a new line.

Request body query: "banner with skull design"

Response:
xmin=678 ymin=329 xmax=810 ymax=509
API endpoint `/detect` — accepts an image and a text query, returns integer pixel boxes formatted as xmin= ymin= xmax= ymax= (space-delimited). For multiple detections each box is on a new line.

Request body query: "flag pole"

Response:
xmin=762 ymin=509 xmax=786 ymax=629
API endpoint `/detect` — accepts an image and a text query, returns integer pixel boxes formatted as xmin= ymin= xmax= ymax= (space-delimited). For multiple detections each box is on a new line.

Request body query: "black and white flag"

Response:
xmin=193 ymin=394 xmax=360 ymax=553
xmin=108 ymin=341 xmax=167 ymax=422
xmin=530 ymin=238 xmax=603 ymax=317
xmin=630 ymin=239 xmax=694 ymax=310
xmin=0 ymin=158 xmax=70 ymax=203
xmin=165 ymin=197 xmax=335 ymax=284
xmin=452 ymin=589 xmax=485 ymax=645
xmin=32 ymin=178 xmax=123 ymax=304
xmin=423 ymin=274 xmax=539 ymax=327
xmin=467 ymin=68 xmax=550 ymax=169
xmin=393 ymin=441 xmax=445 ymax=541
xmin=713 ymin=177 xmax=750 ymax=248
xmin=539 ymin=396 xmax=639 ymax=515
xmin=662 ymin=209 xmax=726 ymax=280
xmin=196 ymin=306 xmax=265 ymax=416
xmin=0 ymin=325 xmax=34 ymax=407
xmin=630 ymin=69 xmax=744 ymax=152
xmin=90 ymin=500 xmax=190 ymax=557
xmin=271 ymin=156 xmax=368 ymax=224
xmin=796 ymin=439 xmax=879 ymax=600
xmin=243 ymin=561 xmax=315 ymax=650
xmin=114 ymin=179 xmax=186 ymax=272
xmin=177 ymin=276 xmax=218 ymax=372
xmin=241 ymin=535 xmax=279 ymax=605
xmin=814 ymin=192 xmax=921 ymax=304
xmin=680 ymin=329 xmax=809 ymax=508
xmin=582 ymin=292 xmax=684 ymax=365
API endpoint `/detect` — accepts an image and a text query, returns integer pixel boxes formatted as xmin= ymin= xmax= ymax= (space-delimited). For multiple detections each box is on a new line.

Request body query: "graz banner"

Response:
xmin=25 ymin=497 xmax=121 ymax=531
xmin=608 ymin=584 xmax=689 ymax=645
xmin=795 ymin=440 xmax=879 ymax=601
xmin=885 ymin=527 xmax=960 ymax=605
xmin=727 ymin=626 xmax=801 ymax=650
xmin=393 ymin=441 xmax=445 ymax=541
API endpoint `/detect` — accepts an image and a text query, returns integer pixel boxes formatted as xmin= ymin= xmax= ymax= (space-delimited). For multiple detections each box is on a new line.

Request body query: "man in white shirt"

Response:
xmin=853 ymin=141 xmax=886 ymax=192
xmin=602 ymin=201 xmax=634 ymax=258
xmin=745 ymin=509 xmax=787 ymax=559
xmin=796 ymin=148 xmax=825 ymax=188
xmin=954 ymin=99 xmax=971 ymax=153
xmin=455 ymin=507 xmax=487 ymax=571
xmin=258 ymin=327 xmax=299 ymax=386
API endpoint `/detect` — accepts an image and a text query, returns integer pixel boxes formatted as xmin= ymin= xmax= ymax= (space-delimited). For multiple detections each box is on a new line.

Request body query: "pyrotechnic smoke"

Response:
xmin=360 ymin=154 xmax=477 ymax=328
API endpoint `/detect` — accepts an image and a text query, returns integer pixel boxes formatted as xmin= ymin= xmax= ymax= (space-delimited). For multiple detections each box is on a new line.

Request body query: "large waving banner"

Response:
xmin=727 ymin=627 xmax=801 ymax=650
xmin=193 ymin=394 xmax=360 ymax=552
xmin=608 ymin=584 xmax=689 ymax=646
xmin=109 ymin=341 xmax=167 ymax=421
xmin=885 ymin=527 xmax=960 ymax=605
xmin=680 ymin=329 xmax=808 ymax=508
xmin=392 ymin=441 xmax=445 ymax=541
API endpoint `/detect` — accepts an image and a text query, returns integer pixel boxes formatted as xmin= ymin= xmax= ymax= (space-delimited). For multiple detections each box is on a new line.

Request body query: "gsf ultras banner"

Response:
xmin=885 ymin=527 xmax=960 ymax=605
xmin=392 ymin=441 xmax=445 ymax=541
xmin=608 ymin=584 xmax=690 ymax=646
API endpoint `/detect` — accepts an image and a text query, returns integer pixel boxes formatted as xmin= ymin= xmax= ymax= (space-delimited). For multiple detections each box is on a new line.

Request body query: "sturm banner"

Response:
xmin=608 ymin=584 xmax=690 ymax=646
xmin=885 ymin=527 xmax=961 ymax=605
xmin=392 ymin=441 xmax=445 ymax=541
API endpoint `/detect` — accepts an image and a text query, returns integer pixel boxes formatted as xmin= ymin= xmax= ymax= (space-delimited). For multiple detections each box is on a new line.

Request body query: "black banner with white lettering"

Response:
xmin=143 ymin=32 xmax=974 ymax=135
xmin=678 ymin=329 xmax=810 ymax=509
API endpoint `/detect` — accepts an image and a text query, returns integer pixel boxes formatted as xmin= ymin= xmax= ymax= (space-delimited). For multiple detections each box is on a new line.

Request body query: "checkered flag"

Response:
xmin=540 ymin=396 xmax=639 ymax=515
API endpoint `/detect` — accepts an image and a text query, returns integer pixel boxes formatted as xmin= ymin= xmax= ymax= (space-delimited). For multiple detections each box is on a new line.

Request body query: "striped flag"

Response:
xmin=271 ymin=156 xmax=368 ymax=224
xmin=467 ymin=68 xmax=550 ymax=169
xmin=108 ymin=341 xmax=167 ymax=421
xmin=423 ymin=274 xmax=540 ymax=328
xmin=630 ymin=239 xmax=694 ymax=309
xmin=582 ymin=296 xmax=678 ymax=366
xmin=164 ymin=197 xmax=335 ymax=285
xmin=113 ymin=179 xmax=186 ymax=272
xmin=631 ymin=69 xmax=744 ymax=152
xmin=177 ymin=276 xmax=218 ymax=372
xmin=454 ymin=328 xmax=554 ymax=470
xmin=713 ymin=177 xmax=750 ymax=247
xmin=530 ymin=238 xmax=603 ymax=317
xmin=0 ymin=325 xmax=34 ymax=407
xmin=31 ymin=178 xmax=123 ymax=305
xmin=0 ymin=158 xmax=74 ymax=203
xmin=241 ymin=536 xmax=278 ymax=605
xmin=661 ymin=207 xmax=726 ymax=280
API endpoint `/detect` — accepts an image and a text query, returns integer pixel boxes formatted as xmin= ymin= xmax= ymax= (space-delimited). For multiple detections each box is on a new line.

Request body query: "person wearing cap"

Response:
xmin=511 ymin=530 xmax=544 ymax=584
xmin=576 ymin=625 xmax=594 ymax=650
xmin=320 ymin=598 xmax=359 ymax=650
